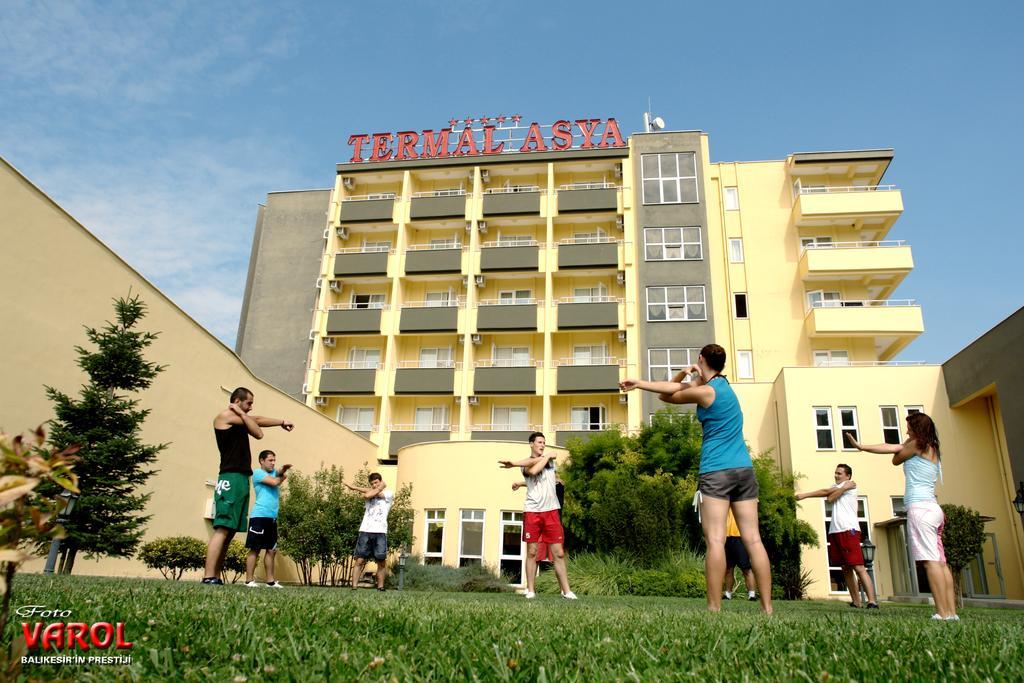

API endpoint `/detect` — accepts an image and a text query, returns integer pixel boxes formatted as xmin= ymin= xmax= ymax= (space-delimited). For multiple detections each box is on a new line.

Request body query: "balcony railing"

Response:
xmin=321 ymin=361 xmax=381 ymax=370
xmin=401 ymin=298 xmax=466 ymax=308
xmin=558 ymin=235 xmax=619 ymax=245
xmin=396 ymin=360 xmax=462 ymax=369
xmin=554 ymin=422 xmax=621 ymax=431
xmin=344 ymin=193 xmax=397 ymax=201
xmin=801 ymin=240 xmax=907 ymax=253
xmin=412 ymin=189 xmax=466 ymax=198
xmin=559 ymin=182 xmax=620 ymax=191
xmin=480 ymin=239 xmax=543 ymax=248
xmin=806 ymin=298 xmax=916 ymax=313
xmin=390 ymin=423 xmax=452 ymax=431
xmin=484 ymin=185 xmax=541 ymax=194
xmin=473 ymin=359 xmax=541 ymax=368
xmin=811 ymin=360 xmax=928 ymax=367
xmin=340 ymin=423 xmax=378 ymax=432
xmin=406 ymin=242 xmax=463 ymax=251
xmin=555 ymin=295 xmax=623 ymax=305
xmin=471 ymin=423 xmax=540 ymax=432
xmin=327 ymin=302 xmax=389 ymax=310
xmin=797 ymin=184 xmax=897 ymax=195
xmin=554 ymin=357 xmax=625 ymax=367
xmin=336 ymin=246 xmax=393 ymax=254
xmin=477 ymin=298 xmax=538 ymax=306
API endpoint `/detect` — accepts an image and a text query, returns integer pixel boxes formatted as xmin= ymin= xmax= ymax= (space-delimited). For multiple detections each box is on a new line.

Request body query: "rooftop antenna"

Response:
xmin=643 ymin=97 xmax=665 ymax=132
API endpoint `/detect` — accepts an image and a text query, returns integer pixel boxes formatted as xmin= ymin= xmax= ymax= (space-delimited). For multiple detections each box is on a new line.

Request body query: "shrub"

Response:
xmin=387 ymin=556 xmax=511 ymax=593
xmin=138 ymin=536 xmax=206 ymax=580
xmin=535 ymin=551 xmax=705 ymax=598
xmin=941 ymin=504 xmax=986 ymax=605
xmin=223 ymin=540 xmax=248 ymax=584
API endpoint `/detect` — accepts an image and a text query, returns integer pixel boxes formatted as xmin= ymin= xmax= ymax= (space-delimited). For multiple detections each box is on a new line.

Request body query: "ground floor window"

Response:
xmin=424 ymin=509 xmax=445 ymax=565
xmin=459 ymin=509 xmax=485 ymax=567
xmin=500 ymin=511 xmax=524 ymax=583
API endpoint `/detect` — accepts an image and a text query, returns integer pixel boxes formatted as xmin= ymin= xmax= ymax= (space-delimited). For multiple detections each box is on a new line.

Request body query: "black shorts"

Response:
xmin=355 ymin=532 xmax=388 ymax=561
xmin=699 ymin=467 xmax=759 ymax=502
xmin=725 ymin=536 xmax=751 ymax=571
xmin=245 ymin=517 xmax=278 ymax=551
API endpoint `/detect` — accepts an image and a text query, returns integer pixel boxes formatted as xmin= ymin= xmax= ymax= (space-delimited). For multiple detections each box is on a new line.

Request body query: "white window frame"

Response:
xmin=814 ymin=407 xmax=835 ymax=451
xmin=736 ymin=350 xmax=753 ymax=380
xmin=418 ymin=347 xmax=453 ymax=368
xmin=647 ymin=348 xmax=699 ymax=382
xmin=807 ymin=290 xmax=842 ymax=310
xmin=734 ymin=292 xmax=748 ymax=319
xmin=823 ymin=495 xmax=871 ymax=594
xmin=571 ymin=405 xmax=606 ymax=430
xmin=572 ymin=344 xmax=609 ymax=366
xmin=904 ymin=405 xmax=924 ymax=417
xmin=723 ymin=186 xmax=740 ymax=211
xmin=839 ymin=406 xmax=859 ymax=451
xmin=496 ymin=233 xmax=533 ymax=247
xmin=348 ymin=348 xmax=381 ymax=369
xmin=458 ymin=509 xmax=485 ymax=567
xmin=352 ymin=293 xmax=385 ymax=309
xmin=337 ymin=406 xmax=374 ymax=431
xmin=492 ymin=406 xmax=529 ymax=431
xmin=728 ymin=238 xmax=744 ymax=263
xmin=646 ymin=285 xmax=707 ymax=322
xmin=498 ymin=289 xmax=532 ymax=304
xmin=880 ymin=406 xmax=902 ymax=445
xmin=362 ymin=239 xmax=392 ymax=252
xmin=492 ymin=345 xmax=530 ymax=367
xmin=643 ymin=227 xmax=702 ymax=261
xmin=415 ymin=406 xmax=449 ymax=430
xmin=499 ymin=511 xmax=525 ymax=584
xmin=641 ymin=152 xmax=699 ymax=205
xmin=572 ymin=283 xmax=608 ymax=303
xmin=890 ymin=496 xmax=906 ymax=517
xmin=428 ymin=235 xmax=461 ymax=250
xmin=425 ymin=290 xmax=453 ymax=307
xmin=813 ymin=350 xmax=850 ymax=367
xmin=800 ymin=236 xmax=834 ymax=249
xmin=423 ymin=509 xmax=446 ymax=564
xmin=572 ymin=227 xmax=607 ymax=244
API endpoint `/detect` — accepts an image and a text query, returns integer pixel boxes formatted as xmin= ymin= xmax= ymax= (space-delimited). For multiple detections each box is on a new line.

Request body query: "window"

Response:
xmin=424 ymin=509 xmax=445 ymax=565
xmin=425 ymin=291 xmax=453 ymax=307
xmin=492 ymin=407 xmax=529 ymax=431
xmin=496 ymin=234 xmax=533 ymax=247
xmin=459 ymin=509 xmax=485 ymax=567
xmin=573 ymin=344 xmax=608 ymax=365
xmin=572 ymin=227 xmax=607 ymax=244
xmin=647 ymin=348 xmax=700 ymax=381
xmin=880 ymin=406 xmax=902 ymax=445
xmin=352 ymin=293 xmax=385 ymax=309
xmin=736 ymin=351 xmax=753 ymax=380
xmin=723 ymin=187 xmax=740 ymax=211
xmin=814 ymin=407 xmax=834 ymax=450
xmin=500 ymin=511 xmax=525 ymax=583
xmin=823 ymin=496 xmax=871 ymax=593
xmin=571 ymin=406 xmax=606 ymax=430
xmin=641 ymin=152 xmax=699 ymax=204
xmin=348 ymin=348 xmax=381 ymax=369
xmin=839 ymin=407 xmax=859 ymax=450
xmin=493 ymin=346 xmax=530 ymax=367
xmin=904 ymin=405 xmax=924 ymax=417
xmin=415 ymin=406 xmax=449 ymax=430
xmin=429 ymin=237 xmax=461 ymax=250
xmin=891 ymin=496 xmax=906 ymax=517
xmin=643 ymin=227 xmax=702 ymax=261
xmin=338 ymin=406 xmax=374 ymax=431
xmin=498 ymin=289 xmax=532 ymax=304
xmin=646 ymin=285 xmax=707 ymax=321
xmin=362 ymin=239 xmax=391 ymax=252
xmin=728 ymin=238 xmax=744 ymax=263
xmin=813 ymin=350 xmax=850 ymax=367
xmin=572 ymin=283 xmax=608 ymax=303
xmin=734 ymin=293 xmax=748 ymax=319
xmin=800 ymin=236 xmax=834 ymax=249
xmin=418 ymin=347 xmax=453 ymax=368
xmin=807 ymin=290 xmax=841 ymax=309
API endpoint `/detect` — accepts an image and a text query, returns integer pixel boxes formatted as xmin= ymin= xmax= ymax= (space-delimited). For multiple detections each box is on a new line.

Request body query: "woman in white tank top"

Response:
xmin=846 ymin=412 xmax=958 ymax=621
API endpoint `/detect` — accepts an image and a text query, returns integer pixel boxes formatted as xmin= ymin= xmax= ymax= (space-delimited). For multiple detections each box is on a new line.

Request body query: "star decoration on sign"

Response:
xmin=449 ymin=118 xmax=459 ymax=128
xmin=480 ymin=117 xmax=490 ymax=125
xmin=464 ymin=117 xmax=474 ymax=126
xmin=511 ymin=114 xmax=522 ymax=124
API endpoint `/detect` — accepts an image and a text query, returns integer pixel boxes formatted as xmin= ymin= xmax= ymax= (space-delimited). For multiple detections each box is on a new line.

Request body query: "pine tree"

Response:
xmin=40 ymin=293 xmax=167 ymax=572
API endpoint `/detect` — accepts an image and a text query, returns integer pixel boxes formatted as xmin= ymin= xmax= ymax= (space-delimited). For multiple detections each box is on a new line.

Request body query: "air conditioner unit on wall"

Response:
xmin=614 ymin=163 xmax=622 ymax=178
xmin=616 ymin=271 xmax=625 ymax=285
xmin=302 ymin=383 xmax=311 ymax=394
xmin=323 ymin=228 xmax=331 ymax=239
xmin=315 ymin=396 xmax=329 ymax=406
xmin=308 ymin=330 xmax=318 ymax=340
xmin=480 ymin=169 xmax=490 ymax=184
xmin=474 ymin=275 xmax=486 ymax=288
xmin=342 ymin=177 xmax=355 ymax=190
xmin=619 ymin=394 xmax=628 ymax=404
xmin=315 ymin=278 xmax=324 ymax=289
xmin=467 ymin=396 xmax=479 ymax=405
xmin=329 ymin=281 xmax=342 ymax=292
xmin=323 ymin=337 xmax=336 ymax=347
xmin=615 ymin=216 xmax=624 ymax=231
xmin=477 ymin=221 xmax=488 ymax=233
xmin=336 ymin=226 xmax=348 ymax=239
xmin=617 ymin=330 xmax=627 ymax=342
xmin=471 ymin=334 xmax=482 ymax=345
xmin=465 ymin=221 xmax=473 ymax=233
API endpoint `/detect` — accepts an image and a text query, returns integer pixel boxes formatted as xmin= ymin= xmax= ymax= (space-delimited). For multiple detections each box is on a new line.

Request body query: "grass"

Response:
xmin=5 ymin=574 xmax=1024 ymax=682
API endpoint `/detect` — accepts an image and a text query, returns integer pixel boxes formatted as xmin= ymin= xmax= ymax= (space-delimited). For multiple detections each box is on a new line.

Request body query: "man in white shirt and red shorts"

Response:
xmin=499 ymin=432 xmax=577 ymax=600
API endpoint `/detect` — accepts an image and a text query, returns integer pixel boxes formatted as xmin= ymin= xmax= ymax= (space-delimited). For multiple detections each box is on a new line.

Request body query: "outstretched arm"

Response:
xmin=252 ymin=416 xmax=295 ymax=431
xmin=258 ymin=464 xmax=293 ymax=487
xmin=345 ymin=481 xmax=386 ymax=499
xmin=845 ymin=433 xmax=916 ymax=467
xmin=222 ymin=404 xmax=263 ymax=439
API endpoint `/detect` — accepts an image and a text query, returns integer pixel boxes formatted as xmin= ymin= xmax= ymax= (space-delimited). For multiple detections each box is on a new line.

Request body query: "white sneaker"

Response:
xmin=748 ymin=592 xmax=757 ymax=601
xmin=561 ymin=591 xmax=578 ymax=600
xmin=245 ymin=581 xmax=261 ymax=588
xmin=945 ymin=615 xmax=960 ymax=621
xmin=930 ymin=613 xmax=944 ymax=620
xmin=523 ymin=591 xmax=536 ymax=599
xmin=723 ymin=591 xmax=733 ymax=600
xmin=267 ymin=581 xmax=283 ymax=588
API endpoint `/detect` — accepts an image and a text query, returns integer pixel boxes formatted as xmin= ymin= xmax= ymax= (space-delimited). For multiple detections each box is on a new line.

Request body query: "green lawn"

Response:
xmin=5 ymin=574 xmax=1023 ymax=682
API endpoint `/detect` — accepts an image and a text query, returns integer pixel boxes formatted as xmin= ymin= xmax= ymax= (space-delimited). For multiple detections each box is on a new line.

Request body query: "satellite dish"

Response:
xmin=651 ymin=116 xmax=666 ymax=131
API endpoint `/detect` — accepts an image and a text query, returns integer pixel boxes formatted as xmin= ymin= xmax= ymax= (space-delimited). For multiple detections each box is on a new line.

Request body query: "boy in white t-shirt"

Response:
xmin=345 ymin=473 xmax=395 ymax=591
xmin=796 ymin=463 xmax=878 ymax=608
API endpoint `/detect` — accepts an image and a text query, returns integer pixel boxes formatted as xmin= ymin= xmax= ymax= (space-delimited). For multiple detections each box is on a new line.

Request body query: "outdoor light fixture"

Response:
xmin=43 ymin=491 xmax=80 ymax=575
xmin=398 ymin=547 xmax=408 ymax=591
xmin=861 ymin=538 xmax=876 ymax=566
xmin=1013 ymin=481 xmax=1024 ymax=516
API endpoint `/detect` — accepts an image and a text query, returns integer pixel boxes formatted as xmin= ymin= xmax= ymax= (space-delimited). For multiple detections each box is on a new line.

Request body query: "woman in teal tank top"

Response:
xmin=847 ymin=412 xmax=958 ymax=620
xmin=620 ymin=344 xmax=773 ymax=614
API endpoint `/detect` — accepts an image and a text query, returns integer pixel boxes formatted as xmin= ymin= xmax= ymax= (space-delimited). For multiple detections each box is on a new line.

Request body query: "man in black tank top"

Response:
xmin=202 ymin=387 xmax=294 ymax=585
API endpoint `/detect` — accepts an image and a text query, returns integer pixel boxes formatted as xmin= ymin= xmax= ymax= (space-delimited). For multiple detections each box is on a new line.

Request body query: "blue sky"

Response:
xmin=2 ymin=1 xmax=1021 ymax=362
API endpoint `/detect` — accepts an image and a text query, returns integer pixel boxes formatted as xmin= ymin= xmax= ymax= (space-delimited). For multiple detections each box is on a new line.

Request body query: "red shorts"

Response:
xmin=523 ymin=510 xmax=564 ymax=545
xmin=828 ymin=530 xmax=865 ymax=567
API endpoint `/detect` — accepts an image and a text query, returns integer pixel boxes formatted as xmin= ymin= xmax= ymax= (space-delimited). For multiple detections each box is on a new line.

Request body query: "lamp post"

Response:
xmin=397 ymin=547 xmax=408 ymax=592
xmin=860 ymin=537 xmax=876 ymax=606
xmin=43 ymin=491 xmax=79 ymax=575
xmin=1013 ymin=481 xmax=1024 ymax=522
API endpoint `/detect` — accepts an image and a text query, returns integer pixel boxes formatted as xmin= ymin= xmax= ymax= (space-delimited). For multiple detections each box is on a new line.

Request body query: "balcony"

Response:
xmin=473 ymin=361 xmax=539 ymax=394
xmin=556 ymin=358 xmax=622 ymax=393
xmin=556 ymin=297 xmax=620 ymax=329
xmin=479 ymin=240 xmax=540 ymax=272
xmin=557 ymin=237 xmax=620 ymax=269
xmin=470 ymin=425 xmax=538 ymax=443
xmin=482 ymin=187 xmax=542 ymax=216
xmin=556 ymin=182 xmax=619 ymax=213
xmin=339 ymin=195 xmax=396 ymax=223
xmin=404 ymin=244 xmax=463 ymax=274
xmin=799 ymin=241 xmax=914 ymax=298
xmin=476 ymin=300 xmax=539 ymax=332
xmin=387 ymin=425 xmax=451 ymax=456
xmin=399 ymin=301 xmax=461 ymax=333
xmin=325 ymin=305 xmax=385 ymax=335
xmin=553 ymin=424 xmax=619 ymax=447
xmin=394 ymin=361 xmax=459 ymax=395
xmin=791 ymin=185 xmax=903 ymax=233
xmin=318 ymin=362 xmax=378 ymax=395
xmin=804 ymin=299 xmax=924 ymax=360
xmin=410 ymin=190 xmax=467 ymax=220
xmin=333 ymin=247 xmax=390 ymax=277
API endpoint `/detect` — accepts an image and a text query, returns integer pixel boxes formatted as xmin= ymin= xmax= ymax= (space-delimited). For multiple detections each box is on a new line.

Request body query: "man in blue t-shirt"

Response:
xmin=245 ymin=450 xmax=291 ymax=587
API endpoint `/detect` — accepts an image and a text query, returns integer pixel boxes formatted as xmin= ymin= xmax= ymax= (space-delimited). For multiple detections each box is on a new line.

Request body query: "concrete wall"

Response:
xmin=0 ymin=158 xmax=375 ymax=581
xmin=236 ymin=189 xmax=330 ymax=400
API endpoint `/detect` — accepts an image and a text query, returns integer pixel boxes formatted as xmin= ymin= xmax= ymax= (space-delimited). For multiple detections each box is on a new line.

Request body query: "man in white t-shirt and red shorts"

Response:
xmin=499 ymin=432 xmax=577 ymax=600
xmin=796 ymin=463 xmax=878 ymax=608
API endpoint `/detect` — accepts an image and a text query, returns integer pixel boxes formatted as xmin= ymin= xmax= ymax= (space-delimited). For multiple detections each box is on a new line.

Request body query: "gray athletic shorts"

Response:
xmin=699 ymin=467 xmax=759 ymax=501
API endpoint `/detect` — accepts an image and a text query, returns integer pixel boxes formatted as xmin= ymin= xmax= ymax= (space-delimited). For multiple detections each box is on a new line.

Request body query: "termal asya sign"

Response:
xmin=346 ymin=116 xmax=626 ymax=163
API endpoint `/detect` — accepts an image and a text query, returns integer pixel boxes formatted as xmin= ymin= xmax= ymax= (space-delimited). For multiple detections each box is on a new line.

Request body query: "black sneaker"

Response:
xmin=201 ymin=577 xmax=224 ymax=585
xmin=848 ymin=602 xmax=861 ymax=608
xmin=377 ymin=587 xmax=386 ymax=592
xmin=866 ymin=602 xmax=879 ymax=610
